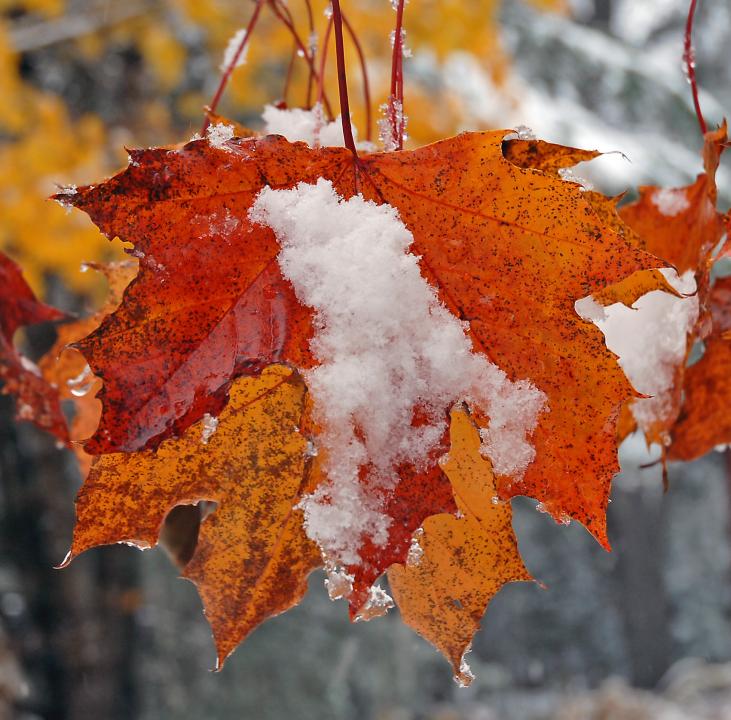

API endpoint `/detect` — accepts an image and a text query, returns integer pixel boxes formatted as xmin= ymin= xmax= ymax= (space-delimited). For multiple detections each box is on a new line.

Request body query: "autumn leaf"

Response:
xmin=64 ymin=365 xmax=320 ymax=666
xmin=389 ymin=406 xmax=531 ymax=685
xmin=669 ymin=337 xmax=731 ymax=461
xmin=63 ymin=129 xmax=661 ymax=555
xmin=504 ymin=137 xmax=676 ymax=310
xmin=0 ymin=250 xmax=68 ymax=440
xmin=668 ymin=251 xmax=731 ymax=461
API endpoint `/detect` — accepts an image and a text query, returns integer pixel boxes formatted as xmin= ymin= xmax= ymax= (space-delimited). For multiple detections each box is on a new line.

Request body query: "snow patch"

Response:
xmin=67 ymin=364 xmax=93 ymax=397
xmin=558 ymin=166 xmax=594 ymax=191
xmin=378 ymin=100 xmax=407 ymax=152
xmin=576 ymin=269 xmax=698 ymax=435
xmin=19 ymin=356 xmax=41 ymax=377
xmin=206 ymin=122 xmax=235 ymax=150
xmin=354 ymin=585 xmax=394 ymax=622
xmin=651 ymin=187 xmax=690 ymax=217
xmin=406 ymin=528 xmax=424 ymax=566
xmin=504 ymin=125 xmax=536 ymax=141
xmin=220 ymin=28 xmax=249 ymax=72
xmin=455 ymin=644 xmax=475 ymax=687
xmin=200 ymin=413 xmax=219 ymax=444
xmin=324 ymin=567 xmax=354 ymax=601
xmin=251 ymin=179 xmax=546 ymax=565
xmin=262 ymin=104 xmax=350 ymax=148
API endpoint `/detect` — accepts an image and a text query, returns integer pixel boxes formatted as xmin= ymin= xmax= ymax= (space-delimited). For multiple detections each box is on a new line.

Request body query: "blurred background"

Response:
xmin=1 ymin=0 xmax=731 ymax=718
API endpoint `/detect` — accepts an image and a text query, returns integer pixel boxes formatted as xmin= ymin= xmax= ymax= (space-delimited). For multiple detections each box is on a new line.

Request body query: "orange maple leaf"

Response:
xmin=55 ymin=127 xmax=664 ymax=666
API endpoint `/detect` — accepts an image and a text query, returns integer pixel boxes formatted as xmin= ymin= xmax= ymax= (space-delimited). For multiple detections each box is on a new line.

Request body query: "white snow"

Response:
xmin=406 ymin=528 xmax=424 ymax=566
xmin=262 ymin=104 xmax=350 ymax=148
xmin=67 ymin=363 xmax=93 ymax=397
xmin=251 ymin=179 xmax=546 ymax=565
xmin=200 ymin=413 xmax=219 ymax=444
xmin=206 ymin=122 xmax=235 ymax=150
xmin=504 ymin=125 xmax=536 ymax=141
xmin=378 ymin=100 xmax=407 ymax=152
xmin=558 ymin=166 xmax=594 ymax=191
xmin=354 ymin=585 xmax=394 ymax=622
xmin=220 ymin=28 xmax=249 ymax=72
xmin=576 ymin=268 xmax=698 ymax=436
xmin=455 ymin=644 xmax=475 ymax=687
xmin=324 ymin=566 xmax=354 ymax=601
xmin=651 ymin=187 xmax=690 ymax=217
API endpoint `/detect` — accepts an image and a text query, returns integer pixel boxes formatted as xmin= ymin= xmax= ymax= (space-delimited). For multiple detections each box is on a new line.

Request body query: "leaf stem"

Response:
xmin=683 ymin=0 xmax=707 ymax=135
xmin=330 ymin=0 xmax=358 ymax=159
xmin=389 ymin=0 xmax=406 ymax=150
xmin=202 ymin=0 xmax=265 ymax=135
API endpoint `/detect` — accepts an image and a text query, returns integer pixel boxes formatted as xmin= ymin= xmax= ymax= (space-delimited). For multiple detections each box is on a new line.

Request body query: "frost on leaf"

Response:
xmin=389 ymin=407 xmax=532 ymax=684
xmin=0 ymin=251 xmax=68 ymax=440
xmin=66 ymin=366 xmax=320 ymax=666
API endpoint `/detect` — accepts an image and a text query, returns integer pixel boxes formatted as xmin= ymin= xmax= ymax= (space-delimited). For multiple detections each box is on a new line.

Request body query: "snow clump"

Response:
xmin=220 ymin=28 xmax=249 ymax=71
xmin=251 ymin=179 xmax=546 ymax=565
xmin=652 ymin=187 xmax=690 ymax=217
xmin=262 ymin=104 xmax=351 ymax=148
xmin=575 ymin=268 xmax=698 ymax=435
xmin=206 ymin=122 xmax=235 ymax=150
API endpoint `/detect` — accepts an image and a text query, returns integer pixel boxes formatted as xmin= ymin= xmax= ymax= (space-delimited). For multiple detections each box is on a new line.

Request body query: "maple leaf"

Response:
xmin=389 ymin=406 xmax=532 ymax=686
xmin=0 ymin=250 xmax=68 ymax=440
xmin=669 ymin=336 xmax=731 ymax=461
xmin=64 ymin=365 xmax=320 ymax=666
xmin=62 ymin=129 xmax=661 ymax=566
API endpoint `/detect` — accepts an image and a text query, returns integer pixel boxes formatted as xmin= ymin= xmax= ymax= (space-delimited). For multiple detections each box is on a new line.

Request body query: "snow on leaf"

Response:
xmin=0 ymin=251 xmax=68 ymax=440
xmin=389 ymin=407 xmax=532 ymax=685
xmin=65 ymin=365 xmax=320 ymax=666
xmin=62 ymin=126 xmax=661 ymax=623
xmin=251 ymin=178 xmax=545 ymax=567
